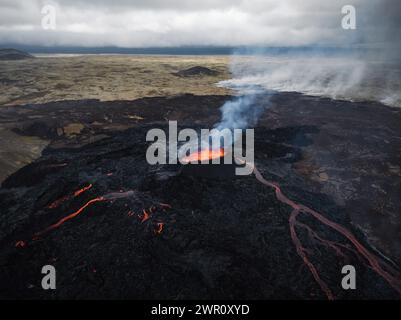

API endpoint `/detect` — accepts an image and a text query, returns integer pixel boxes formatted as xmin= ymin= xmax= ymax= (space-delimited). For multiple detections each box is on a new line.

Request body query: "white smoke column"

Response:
xmin=212 ymin=52 xmax=271 ymax=134
xmin=209 ymin=82 xmax=268 ymax=153
xmin=215 ymin=93 xmax=264 ymax=131
xmin=207 ymin=55 xmax=272 ymax=153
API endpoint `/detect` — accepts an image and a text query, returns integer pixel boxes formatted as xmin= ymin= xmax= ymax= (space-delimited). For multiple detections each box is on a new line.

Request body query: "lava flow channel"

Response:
xmin=33 ymin=190 xmax=165 ymax=239
xmin=47 ymin=183 xmax=93 ymax=209
xmin=252 ymin=164 xmax=401 ymax=299
xmin=34 ymin=197 xmax=105 ymax=238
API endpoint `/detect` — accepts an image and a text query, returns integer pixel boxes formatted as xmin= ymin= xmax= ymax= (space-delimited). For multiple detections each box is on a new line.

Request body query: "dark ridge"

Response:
xmin=0 ymin=48 xmax=35 ymax=60
xmin=174 ymin=66 xmax=219 ymax=77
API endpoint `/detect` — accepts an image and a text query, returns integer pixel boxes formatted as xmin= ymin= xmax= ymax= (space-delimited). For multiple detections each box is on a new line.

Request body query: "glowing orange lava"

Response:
xmin=182 ymin=148 xmax=225 ymax=163
xmin=47 ymin=183 xmax=93 ymax=209
xmin=35 ymin=197 xmax=105 ymax=238
xmin=141 ymin=209 xmax=150 ymax=223
xmin=74 ymin=184 xmax=93 ymax=197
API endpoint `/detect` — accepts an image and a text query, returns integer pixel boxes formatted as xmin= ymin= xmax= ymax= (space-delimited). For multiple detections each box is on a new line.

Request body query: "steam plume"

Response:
xmin=216 ymin=1 xmax=401 ymax=109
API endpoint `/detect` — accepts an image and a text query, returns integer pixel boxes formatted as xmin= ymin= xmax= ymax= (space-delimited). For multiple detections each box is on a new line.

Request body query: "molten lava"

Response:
xmin=141 ymin=209 xmax=150 ymax=223
xmin=19 ymin=189 xmax=172 ymax=246
xmin=35 ymin=197 xmax=105 ymax=238
xmin=74 ymin=184 xmax=93 ymax=197
xmin=182 ymin=148 xmax=225 ymax=163
xmin=47 ymin=183 xmax=93 ymax=209
xmin=252 ymin=164 xmax=401 ymax=299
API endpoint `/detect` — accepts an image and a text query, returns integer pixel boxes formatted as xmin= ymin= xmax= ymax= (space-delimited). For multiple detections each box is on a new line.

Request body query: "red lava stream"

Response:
xmin=14 ymin=160 xmax=401 ymax=298
xmin=30 ymin=189 xmax=169 ymax=239
xmin=253 ymin=165 xmax=401 ymax=299
xmin=34 ymin=197 xmax=105 ymax=238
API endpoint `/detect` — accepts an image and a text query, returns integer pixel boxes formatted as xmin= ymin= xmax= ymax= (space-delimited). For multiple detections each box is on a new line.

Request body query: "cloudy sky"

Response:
xmin=0 ymin=0 xmax=398 ymax=47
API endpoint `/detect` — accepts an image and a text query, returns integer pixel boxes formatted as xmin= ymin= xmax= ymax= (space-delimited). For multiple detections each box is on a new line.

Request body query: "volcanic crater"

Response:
xmin=1 ymin=93 xmax=401 ymax=299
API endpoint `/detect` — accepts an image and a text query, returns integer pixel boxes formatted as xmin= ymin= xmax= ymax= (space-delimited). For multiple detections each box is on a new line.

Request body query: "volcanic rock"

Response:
xmin=0 ymin=93 xmax=401 ymax=299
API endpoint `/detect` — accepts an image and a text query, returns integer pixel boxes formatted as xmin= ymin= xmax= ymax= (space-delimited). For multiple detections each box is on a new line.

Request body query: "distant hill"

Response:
xmin=174 ymin=66 xmax=219 ymax=77
xmin=0 ymin=48 xmax=35 ymax=60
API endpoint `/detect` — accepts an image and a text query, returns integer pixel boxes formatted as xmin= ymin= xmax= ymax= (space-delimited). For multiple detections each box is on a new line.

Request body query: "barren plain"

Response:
xmin=0 ymin=55 xmax=230 ymax=106
xmin=0 ymin=55 xmax=230 ymax=182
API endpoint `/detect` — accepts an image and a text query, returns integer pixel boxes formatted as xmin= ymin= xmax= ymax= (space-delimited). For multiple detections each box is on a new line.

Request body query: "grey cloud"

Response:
xmin=58 ymin=0 xmax=243 ymax=11
xmin=0 ymin=0 xmax=399 ymax=48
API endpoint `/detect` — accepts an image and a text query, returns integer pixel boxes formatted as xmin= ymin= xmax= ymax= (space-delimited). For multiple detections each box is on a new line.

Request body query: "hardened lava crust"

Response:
xmin=0 ymin=93 xmax=401 ymax=299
